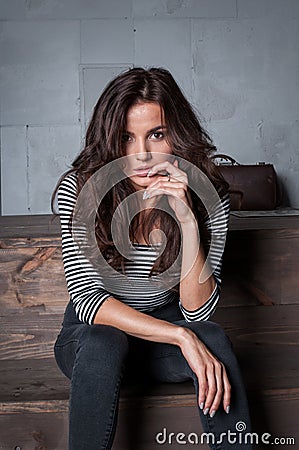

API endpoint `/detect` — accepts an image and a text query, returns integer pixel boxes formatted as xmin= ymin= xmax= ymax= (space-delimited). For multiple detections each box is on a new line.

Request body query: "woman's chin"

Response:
xmin=129 ymin=175 xmax=154 ymax=190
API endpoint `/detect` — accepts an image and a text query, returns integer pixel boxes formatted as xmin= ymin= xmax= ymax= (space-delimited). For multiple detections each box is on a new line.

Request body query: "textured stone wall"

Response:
xmin=1 ymin=0 xmax=299 ymax=213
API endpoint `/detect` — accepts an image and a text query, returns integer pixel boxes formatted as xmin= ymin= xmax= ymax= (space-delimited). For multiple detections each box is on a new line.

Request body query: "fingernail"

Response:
xmin=226 ymin=406 xmax=230 ymax=414
xmin=143 ymin=191 xmax=150 ymax=200
xmin=209 ymin=410 xmax=216 ymax=418
xmin=147 ymin=169 xmax=153 ymax=177
xmin=203 ymin=408 xmax=209 ymax=416
xmin=199 ymin=402 xmax=204 ymax=410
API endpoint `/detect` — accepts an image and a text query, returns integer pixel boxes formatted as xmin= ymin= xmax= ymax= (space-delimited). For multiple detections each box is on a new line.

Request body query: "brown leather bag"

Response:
xmin=212 ymin=154 xmax=281 ymax=211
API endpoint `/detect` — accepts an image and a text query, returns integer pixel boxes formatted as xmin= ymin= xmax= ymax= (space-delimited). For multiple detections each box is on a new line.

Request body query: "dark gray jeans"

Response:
xmin=54 ymin=300 xmax=252 ymax=450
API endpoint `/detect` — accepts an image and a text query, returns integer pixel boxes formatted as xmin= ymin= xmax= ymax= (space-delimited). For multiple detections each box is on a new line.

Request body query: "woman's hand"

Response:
xmin=144 ymin=159 xmax=194 ymax=224
xmin=178 ymin=326 xmax=231 ymax=417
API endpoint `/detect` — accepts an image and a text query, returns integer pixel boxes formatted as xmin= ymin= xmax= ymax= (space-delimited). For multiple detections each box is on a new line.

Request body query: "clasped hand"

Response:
xmin=143 ymin=159 xmax=195 ymax=224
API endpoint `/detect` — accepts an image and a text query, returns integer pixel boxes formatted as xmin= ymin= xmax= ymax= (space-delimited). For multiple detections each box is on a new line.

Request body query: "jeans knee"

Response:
xmin=185 ymin=320 xmax=233 ymax=353
xmin=77 ymin=325 xmax=129 ymax=370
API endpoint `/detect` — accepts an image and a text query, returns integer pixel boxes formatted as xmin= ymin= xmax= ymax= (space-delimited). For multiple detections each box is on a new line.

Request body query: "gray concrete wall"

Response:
xmin=1 ymin=0 xmax=299 ymax=214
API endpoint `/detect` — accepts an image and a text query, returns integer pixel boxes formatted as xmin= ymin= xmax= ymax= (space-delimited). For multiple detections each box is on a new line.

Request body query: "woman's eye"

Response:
xmin=122 ymin=134 xmax=132 ymax=143
xmin=150 ymin=131 xmax=164 ymax=140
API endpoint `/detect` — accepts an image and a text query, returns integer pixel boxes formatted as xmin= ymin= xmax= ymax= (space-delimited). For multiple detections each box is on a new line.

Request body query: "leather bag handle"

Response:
xmin=211 ymin=153 xmax=240 ymax=165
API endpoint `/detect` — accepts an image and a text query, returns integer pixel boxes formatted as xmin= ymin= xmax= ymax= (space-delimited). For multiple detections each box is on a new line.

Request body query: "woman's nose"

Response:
xmin=135 ymin=138 xmax=152 ymax=161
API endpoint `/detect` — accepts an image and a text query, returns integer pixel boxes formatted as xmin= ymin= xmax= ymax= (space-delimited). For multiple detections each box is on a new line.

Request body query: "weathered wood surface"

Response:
xmin=0 ymin=213 xmax=298 ymax=449
xmin=0 ymin=388 xmax=298 ymax=450
xmin=1 ymin=213 xmax=299 ymax=312
xmin=0 ymin=214 xmax=60 ymax=238
xmin=1 ymin=227 xmax=299 ymax=311
xmin=0 ymin=305 xmax=298 ymax=403
xmin=0 ymin=245 xmax=68 ymax=311
xmin=222 ymin=228 xmax=299 ymax=306
xmin=229 ymin=211 xmax=299 ymax=231
xmin=0 ymin=396 xmax=207 ymax=450
xmin=1 ymin=211 xmax=299 ymax=235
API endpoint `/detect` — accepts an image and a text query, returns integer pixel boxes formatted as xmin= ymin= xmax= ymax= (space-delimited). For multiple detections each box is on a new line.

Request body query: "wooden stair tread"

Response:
xmin=1 ymin=388 xmax=299 ymax=450
xmin=1 ymin=211 xmax=299 ymax=240
xmin=1 ymin=304 xmax=298 ymax=403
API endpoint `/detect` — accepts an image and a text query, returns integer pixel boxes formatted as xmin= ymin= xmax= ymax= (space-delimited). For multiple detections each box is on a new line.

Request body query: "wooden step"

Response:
xmin=1 ymin=305 xmax=299 ymax=402
xmin=1 ymin=388 xmax=298 ymax=450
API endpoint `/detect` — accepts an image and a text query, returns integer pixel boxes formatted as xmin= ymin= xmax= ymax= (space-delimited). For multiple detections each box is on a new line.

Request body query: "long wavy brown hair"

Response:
xmin=51 ymin=67 xmax=228 ymax=287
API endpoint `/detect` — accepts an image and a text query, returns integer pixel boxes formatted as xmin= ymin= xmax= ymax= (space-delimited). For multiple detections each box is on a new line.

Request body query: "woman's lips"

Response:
xmin=133 ymin=167 xmax=152 ymax=177
xmin=133 ymin=168 xmax=168 ymax=177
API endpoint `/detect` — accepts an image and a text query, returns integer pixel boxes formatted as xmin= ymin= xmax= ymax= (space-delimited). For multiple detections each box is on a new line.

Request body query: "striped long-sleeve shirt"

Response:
xmin=58 ymin=172 xmax=230 ymax=325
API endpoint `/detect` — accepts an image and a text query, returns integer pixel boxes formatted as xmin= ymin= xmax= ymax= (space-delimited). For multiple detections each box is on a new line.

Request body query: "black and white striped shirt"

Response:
xmin=58 ymin=172 xmax=230 ymax=325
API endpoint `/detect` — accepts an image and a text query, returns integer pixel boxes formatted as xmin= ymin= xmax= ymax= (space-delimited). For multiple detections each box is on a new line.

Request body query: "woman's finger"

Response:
xmin=143 ymin=179 xmax=187 ymax=200
xmin=222 ymin=368 xmax=231 ymax=414
xmin=208 ymin=362 xmax=224 ymax=417
xmin=143 ymin=185 xmax=186 ymax=200
xmin=148 ymin=160 xmax=187 ymax=183
xmin=202 ymin=363 xmax=217 ymax=416
xmin=195 ymin=367 xmax=208 ymax=411
xmin=146 ymin=178 xmax=186 ymax=192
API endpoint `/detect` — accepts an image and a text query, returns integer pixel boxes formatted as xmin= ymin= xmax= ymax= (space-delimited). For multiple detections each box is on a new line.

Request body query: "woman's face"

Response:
xmin=123 ymin=102 xmax=173 ymax=191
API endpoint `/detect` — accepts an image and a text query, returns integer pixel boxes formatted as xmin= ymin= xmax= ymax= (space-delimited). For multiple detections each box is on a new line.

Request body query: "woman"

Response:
xmin=52 ymin=67 xmax=252 ymax=449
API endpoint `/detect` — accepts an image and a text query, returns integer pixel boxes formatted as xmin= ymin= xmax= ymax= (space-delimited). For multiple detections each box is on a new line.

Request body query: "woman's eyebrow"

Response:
xmin=124 ymin=125 xmax=167 ymax=135
xmin=147 ymin=125 xmax=167 ymax=133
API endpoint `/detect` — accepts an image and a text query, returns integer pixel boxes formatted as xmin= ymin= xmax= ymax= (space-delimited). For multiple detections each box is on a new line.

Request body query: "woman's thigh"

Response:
xmin=54 ymin=323 xmax=86 ymax=379
xmin=54 ymin=322 xmax=129 ymax=380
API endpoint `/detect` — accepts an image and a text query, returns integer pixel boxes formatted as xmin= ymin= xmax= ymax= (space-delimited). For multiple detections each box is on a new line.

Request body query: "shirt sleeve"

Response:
xmin=57 ymin=173 xmax=113 ymax=325
xmin=179 ymin=192 xmax=230 ymax=322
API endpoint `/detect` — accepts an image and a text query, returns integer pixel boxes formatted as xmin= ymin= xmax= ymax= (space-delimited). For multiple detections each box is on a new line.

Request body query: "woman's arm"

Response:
xmin=94 ymin=296 xmax=231 ymax=417
xmin=57 ymin=173 xmax=114 ymax=324
xmin=145 ymin=160 xmax=230 ymax=321
xmin=179 ymin=218 xmax=216 ymax=310
xmin=179 ymin=193 xmax=230 ymax=317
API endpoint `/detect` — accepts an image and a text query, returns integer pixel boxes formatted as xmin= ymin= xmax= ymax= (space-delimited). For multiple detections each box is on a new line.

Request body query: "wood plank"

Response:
xmin=0 ymin=306 xmax=298 ymax=402
xmin=1 ymin=215 xmax=298 ymax=307
xmin=0 ymin=388 xmax=298 ymax=450
xmin=222 ymin=229 xmax=299 ymax=305
xmin=0 ymin=397 xmax=208 ymax=450
xmin=1 ymin=230 xmax=298 ymax=310
xmin=1 ymin=221 xmax=299 ymax=308
xmin=0 ymin=236 xmax=62 ymax=248
xmin=229 ymin=211 xmax=299 ymax=230
xmin=0 ymin=215 xmax=61 ymax=238
xmin=1 ymin=211 xmax=299 ymax=241
xmin=0 ymin=247 xmax=68 ymax=310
